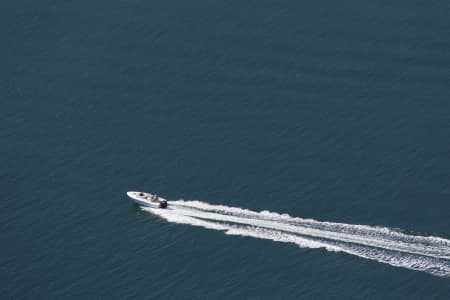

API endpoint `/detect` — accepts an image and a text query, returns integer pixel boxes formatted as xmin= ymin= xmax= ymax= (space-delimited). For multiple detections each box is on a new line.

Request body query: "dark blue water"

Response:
xmin=2 ymin=0 xmax=450 ymax=298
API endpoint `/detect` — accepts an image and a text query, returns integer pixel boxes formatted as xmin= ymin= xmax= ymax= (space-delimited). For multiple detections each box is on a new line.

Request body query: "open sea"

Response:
xmin=2 ymin=0 xmax=450 ymax=299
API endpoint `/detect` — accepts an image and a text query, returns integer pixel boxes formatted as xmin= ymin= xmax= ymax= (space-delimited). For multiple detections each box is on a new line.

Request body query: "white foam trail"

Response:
xmin=142 ymin=200 xmax=450 ymax=277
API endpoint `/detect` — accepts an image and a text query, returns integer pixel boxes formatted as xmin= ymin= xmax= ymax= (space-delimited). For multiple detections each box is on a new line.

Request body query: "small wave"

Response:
xmin=142 ymin=200 xmax=450 ymax=278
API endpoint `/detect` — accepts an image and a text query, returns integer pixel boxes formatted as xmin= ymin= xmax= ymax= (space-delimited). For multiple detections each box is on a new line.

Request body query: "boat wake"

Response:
xmin=142 ymin=200 xmax=450 ymax=277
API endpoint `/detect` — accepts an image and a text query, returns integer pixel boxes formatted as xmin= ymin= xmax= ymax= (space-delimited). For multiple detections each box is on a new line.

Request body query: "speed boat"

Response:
xmin=127 ymin=191 xmax=168 ymax=208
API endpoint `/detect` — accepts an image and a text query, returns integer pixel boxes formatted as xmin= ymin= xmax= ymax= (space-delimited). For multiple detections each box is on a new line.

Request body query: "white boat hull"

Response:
xmin=127 ymin=191 xmax=168 ymax=208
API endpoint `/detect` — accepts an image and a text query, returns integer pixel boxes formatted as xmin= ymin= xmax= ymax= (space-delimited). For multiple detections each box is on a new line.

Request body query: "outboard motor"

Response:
xmin=159 ymin=200 xmax=168 ymax=208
